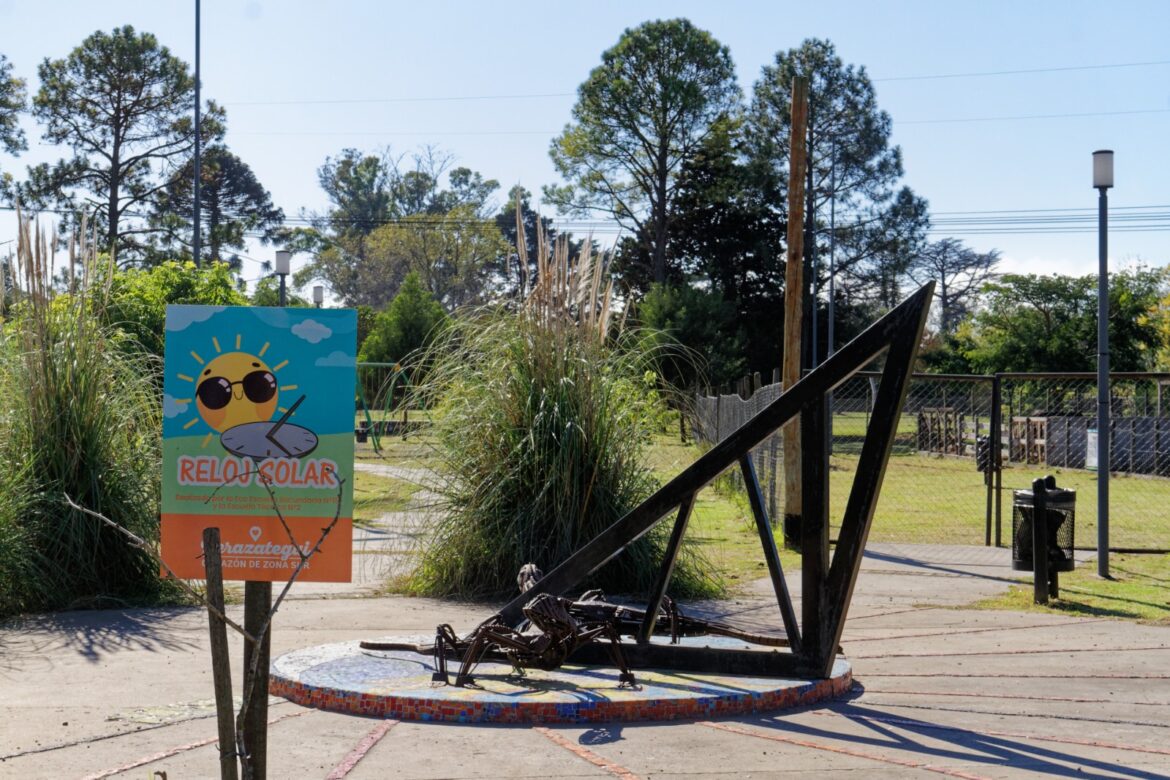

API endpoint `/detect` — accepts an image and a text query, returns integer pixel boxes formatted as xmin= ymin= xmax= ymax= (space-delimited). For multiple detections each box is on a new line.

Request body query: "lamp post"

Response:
xmin=275 ymin=250 xmax=291 ymax=308
xmin=193 ymin=0 xmax=201 ymax=268
xmin=1093 ymin=149 xmax=1112 ymax=578
xmin=312 ymin=285 xmax=324 ymax=309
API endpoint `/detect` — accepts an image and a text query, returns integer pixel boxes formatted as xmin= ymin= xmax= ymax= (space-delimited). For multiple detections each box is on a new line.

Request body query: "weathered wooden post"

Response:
xmin=202 ymin=527 xmax=239 ymax=780
xmin=782 ymin=75 xmax=810 ymax=549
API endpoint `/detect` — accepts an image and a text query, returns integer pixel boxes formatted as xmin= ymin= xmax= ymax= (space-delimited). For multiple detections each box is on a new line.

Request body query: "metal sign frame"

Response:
xmin=499 ymin=283 xmax=934 ymax=678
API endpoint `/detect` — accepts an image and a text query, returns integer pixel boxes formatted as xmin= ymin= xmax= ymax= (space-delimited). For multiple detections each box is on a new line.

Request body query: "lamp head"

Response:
xmin=275 ymin=250 xmax=292 ymax=276
xmin=1092 ymin=150 xmax=1113 ymax=189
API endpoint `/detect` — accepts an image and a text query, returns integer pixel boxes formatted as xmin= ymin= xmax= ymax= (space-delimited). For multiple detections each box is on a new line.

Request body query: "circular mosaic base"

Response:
xmin=270 ymin=635 xmax=852 ymax=724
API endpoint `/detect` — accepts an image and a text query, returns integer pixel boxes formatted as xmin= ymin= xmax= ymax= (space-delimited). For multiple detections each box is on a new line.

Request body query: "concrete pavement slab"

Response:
xmin=3 ymin=543 xmax=1169 ymax=779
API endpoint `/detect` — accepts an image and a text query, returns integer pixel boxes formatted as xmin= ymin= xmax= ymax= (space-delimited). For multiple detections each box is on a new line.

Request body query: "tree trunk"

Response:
xmin=653 ymin=145 xmax=669 ymax=284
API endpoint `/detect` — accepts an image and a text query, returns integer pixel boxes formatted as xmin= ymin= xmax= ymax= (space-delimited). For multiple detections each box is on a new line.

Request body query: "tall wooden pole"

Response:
xmin=203 ymin=528 xmax=239 ymax=780
xmin=193 ymin=0 xmax=202 ymax=268
xmin=782 ymin=76 xmax=809 ymax=549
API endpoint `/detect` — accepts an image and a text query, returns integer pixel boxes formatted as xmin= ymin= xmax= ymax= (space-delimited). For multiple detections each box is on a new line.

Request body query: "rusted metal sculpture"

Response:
xmin=365 ymin=284 xmax=933 ymax=682
xmin=361 ymin=567 xmax=794 ymax=687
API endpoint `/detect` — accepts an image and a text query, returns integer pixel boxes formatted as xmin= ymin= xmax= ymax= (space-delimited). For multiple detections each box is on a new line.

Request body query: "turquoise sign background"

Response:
xmin=161 ymin=305 xmax=356 ymax=581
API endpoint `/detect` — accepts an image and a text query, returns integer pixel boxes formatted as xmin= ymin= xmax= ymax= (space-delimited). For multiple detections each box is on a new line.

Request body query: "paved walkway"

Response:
xmin=2 ymin=544 xmax=1168 ymax=779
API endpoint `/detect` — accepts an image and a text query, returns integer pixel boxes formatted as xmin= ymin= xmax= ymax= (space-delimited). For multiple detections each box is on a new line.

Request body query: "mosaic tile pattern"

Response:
xmin=270 ymin=636 xmax=852 ymax=724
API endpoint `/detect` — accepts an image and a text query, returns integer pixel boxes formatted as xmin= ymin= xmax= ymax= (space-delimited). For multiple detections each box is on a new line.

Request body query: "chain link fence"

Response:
xmin=694 ymin=372 xmax=1170 ymax=552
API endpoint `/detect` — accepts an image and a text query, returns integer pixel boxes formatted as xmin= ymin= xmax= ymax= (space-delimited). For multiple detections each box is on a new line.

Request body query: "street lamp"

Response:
xmin=1093 ymin=149 xmax=1112 ymax=578
xmin=312 ymin=285 xmax=324 ymax=308
xmin=275 ymin=250 xmax=291 ymax=308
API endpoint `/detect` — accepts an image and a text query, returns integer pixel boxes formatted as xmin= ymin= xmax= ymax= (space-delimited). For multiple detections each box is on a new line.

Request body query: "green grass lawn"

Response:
xmin=352 ymin=469 xmax=422 ymax=528
xmin=972 ymin=552 xmax=1170 ymax=624
xmin=354 ymin=424 xmax=1170 ymax=612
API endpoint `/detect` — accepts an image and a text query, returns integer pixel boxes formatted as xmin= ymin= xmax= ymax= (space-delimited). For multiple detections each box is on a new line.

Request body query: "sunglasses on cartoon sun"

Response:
xmin=196 ymin=370 xmax=277 ymax=410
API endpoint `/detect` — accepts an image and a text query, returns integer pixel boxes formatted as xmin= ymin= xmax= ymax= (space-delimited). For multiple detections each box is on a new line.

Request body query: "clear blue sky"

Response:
xmin=1 ymin=0 xmax=1167 ymax=289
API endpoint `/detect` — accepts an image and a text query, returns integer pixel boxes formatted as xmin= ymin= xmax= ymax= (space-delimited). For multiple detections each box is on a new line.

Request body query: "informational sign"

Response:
xmin=161 ymin=305 xmax=356 ymax=581
xmin=1086 ymin=428 xmax=1098 ymax=471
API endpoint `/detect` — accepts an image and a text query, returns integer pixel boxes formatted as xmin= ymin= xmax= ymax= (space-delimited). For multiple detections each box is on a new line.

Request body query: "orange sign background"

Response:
xmin=161 ymin=514 xmax=353 ymax=582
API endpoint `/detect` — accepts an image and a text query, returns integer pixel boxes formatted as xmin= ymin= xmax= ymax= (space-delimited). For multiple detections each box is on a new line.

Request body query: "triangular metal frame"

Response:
xmin=498 ymin=282 xmax=934 ymax=678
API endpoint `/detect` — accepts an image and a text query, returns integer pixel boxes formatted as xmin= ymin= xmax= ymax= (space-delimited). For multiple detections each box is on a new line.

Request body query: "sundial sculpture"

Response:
xmin=364 ymin=283 xmax=935 ymax=683
xmin=220 ymin=394 xmax=318 ymax=461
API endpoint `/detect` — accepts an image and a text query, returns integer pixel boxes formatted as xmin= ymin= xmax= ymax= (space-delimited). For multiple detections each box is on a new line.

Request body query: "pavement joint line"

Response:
xmin=0 ymin=698 xmax=298 ymax=761
xmin=79 ymin=710 xmax=308 ymax=780
xmin=533 ymin=726 xmax=641 ymax=780
xmin=844 ymin=618 xmax=1110 ymax=644
xmin=815 ymin=710 xmax=1170 ymax=757
xmin=860 ymin=672 xmax=1170 ymax=680
xmin=852 ymin=644 xmax=1170 ymax=659
xmin=698 ymin=721 xmax=994 ymax=780
xmin=846 ymin=606 xmax=944 ymax=622
xmin=860 ymin=688 xmax=1170 ymax=706
xmin=325 ymin=719 xmax=399 ymax=779
xmin=858 ymin=702 xmax=1170 ymax=730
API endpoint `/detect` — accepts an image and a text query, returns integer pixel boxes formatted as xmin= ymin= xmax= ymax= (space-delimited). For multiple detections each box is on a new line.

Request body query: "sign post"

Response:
xmin=162 ymin=304 xmax=356 ymax=776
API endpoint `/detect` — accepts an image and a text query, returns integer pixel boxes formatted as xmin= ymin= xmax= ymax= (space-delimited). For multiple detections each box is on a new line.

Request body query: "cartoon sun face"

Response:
xmin=175 ymin=335 xmax=297 ymax=445
xmin=195 ymin=351 xmax=279 ymax=432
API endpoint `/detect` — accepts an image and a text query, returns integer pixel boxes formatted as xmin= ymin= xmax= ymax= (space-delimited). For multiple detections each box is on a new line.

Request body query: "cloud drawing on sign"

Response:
xmin=166 ymin=306 xmax=225 ymax=332
xmin=291 ymin=319 xmax=332 ymax=344
xmin=315 ymin=350 xmax=355 ymax=368
xmin=163 ymin=393 xmax=189 ymax=418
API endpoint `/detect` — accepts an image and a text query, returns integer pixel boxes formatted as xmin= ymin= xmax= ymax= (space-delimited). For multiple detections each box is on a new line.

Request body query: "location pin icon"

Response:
xmin=249 ymin=526 xmax=262 ymax=542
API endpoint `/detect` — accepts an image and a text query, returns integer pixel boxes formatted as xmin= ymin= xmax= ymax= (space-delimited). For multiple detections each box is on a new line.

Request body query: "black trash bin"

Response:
xmin=1011 ymin=479 xmax=1075 ymax=573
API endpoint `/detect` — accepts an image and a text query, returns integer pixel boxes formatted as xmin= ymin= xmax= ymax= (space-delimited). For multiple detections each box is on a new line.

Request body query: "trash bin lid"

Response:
xmin=1012 ymin=487 xmax=1076 ymax=504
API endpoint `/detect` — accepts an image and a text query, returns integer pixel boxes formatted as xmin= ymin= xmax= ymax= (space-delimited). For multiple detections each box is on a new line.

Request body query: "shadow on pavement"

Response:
xmin=0 ymin=607 xmax=200 ymax=668
xmin=746 ymin=702 xmax=1168 ymax=779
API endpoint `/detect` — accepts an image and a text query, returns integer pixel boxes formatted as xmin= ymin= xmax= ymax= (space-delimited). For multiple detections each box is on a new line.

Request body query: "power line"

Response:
xmin=219 ymin=60 xmax=1170 ymax=108
xmin=226 ymin=92 xmax=573 ymax=107
xmin=230 ymin=129 xmax=558 ymax=137
xmin=900 ymin=108 xmax=1170 ymax=125
xmin=221 ymin=106 xmax=1170 ymax=137
xmin=874 ymin=59 xmax=1170 ymax=82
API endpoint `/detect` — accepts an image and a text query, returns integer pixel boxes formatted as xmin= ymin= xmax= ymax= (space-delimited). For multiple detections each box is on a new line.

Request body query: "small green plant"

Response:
xmin=409 ymin=230 xmax=720 ymax=599
xmin=0 ymin=214 xmax=175 ymax=616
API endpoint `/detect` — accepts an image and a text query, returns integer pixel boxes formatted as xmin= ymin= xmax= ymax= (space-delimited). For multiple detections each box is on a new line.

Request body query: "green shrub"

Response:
xmin=358 ymin=271 xmax=447 ymax=365
xmin=104 ymin=260 xmax=248 ymax=358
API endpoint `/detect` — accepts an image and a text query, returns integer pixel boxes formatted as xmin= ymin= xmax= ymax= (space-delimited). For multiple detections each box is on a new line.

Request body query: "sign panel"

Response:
xmin=161 ymin=305 xmax=356 ymax=581
xmin=1085 ymin=428 xmax=1098 ymax=471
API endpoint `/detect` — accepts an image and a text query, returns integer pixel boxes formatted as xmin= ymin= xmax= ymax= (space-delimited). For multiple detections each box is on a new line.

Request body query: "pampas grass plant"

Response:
xmin=409 ymin=212 xmax=719 ymax=600
xmin=0 ymin=212 xmax=170 ymax=616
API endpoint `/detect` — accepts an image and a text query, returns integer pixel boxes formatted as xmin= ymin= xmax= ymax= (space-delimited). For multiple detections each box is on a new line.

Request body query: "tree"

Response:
xmin=21 ymin=26 xmax=224 ymax=263
xmin=906 ymin=238 xmax=999 ymax=335
xmin=745 ymin=38 xmax=928 ymax=308
xmin=358 ymin=271 xmax=447 ymax=365
xmin=494 ymin=185 xmax=556 ymax=299
xmin=249 ymin=275 xmax=309 ymax=308
xmin=960 ymin=269 xmax=1167 ymax=373
xmin=104 ymin=261 xmax=247 ymax=358
xmin=298 ymin=147 xmax=502 ymax=307
xmin=638 ymin=283 xmax=746 ymax=390
xmin=611 ymin=115 xmax=788 ymax=372
xmin=149 ymin=145 xmax=284 ymax=263
xmin=0 ymin=53 xmax=27 ymax=170
xmin=545 ymin=18 xmax=739 ymax=284
xmin=361 ymin=205 xmax=511 ymax=309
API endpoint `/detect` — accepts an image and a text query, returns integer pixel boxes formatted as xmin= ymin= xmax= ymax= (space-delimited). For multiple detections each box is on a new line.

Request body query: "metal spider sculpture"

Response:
xmin=430 ymin=589 xmax=638 ymax=688
xmin=360 ymin=563 xmax=792 ymax=688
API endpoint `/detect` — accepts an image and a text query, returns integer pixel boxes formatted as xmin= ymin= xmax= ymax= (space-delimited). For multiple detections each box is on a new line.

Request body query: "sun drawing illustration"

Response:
xmin=174 ymin=334 xmax=316 ymax=458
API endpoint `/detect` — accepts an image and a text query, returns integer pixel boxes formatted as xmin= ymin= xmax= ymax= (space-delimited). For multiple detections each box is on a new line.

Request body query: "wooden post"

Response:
xmin=241 ymin=582 xmax=271 ymax=779
xmin=782 ymin=75 xmax=810 ymax=549
xmin=202 ymin=528 xmax=239 ymax=780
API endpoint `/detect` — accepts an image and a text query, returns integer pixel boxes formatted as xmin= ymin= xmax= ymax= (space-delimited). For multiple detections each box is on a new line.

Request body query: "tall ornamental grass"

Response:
xmin=0 ymin=215 xmax=170 ymax=616
xmin=410 ymin=225 xmax=720 ymax=599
